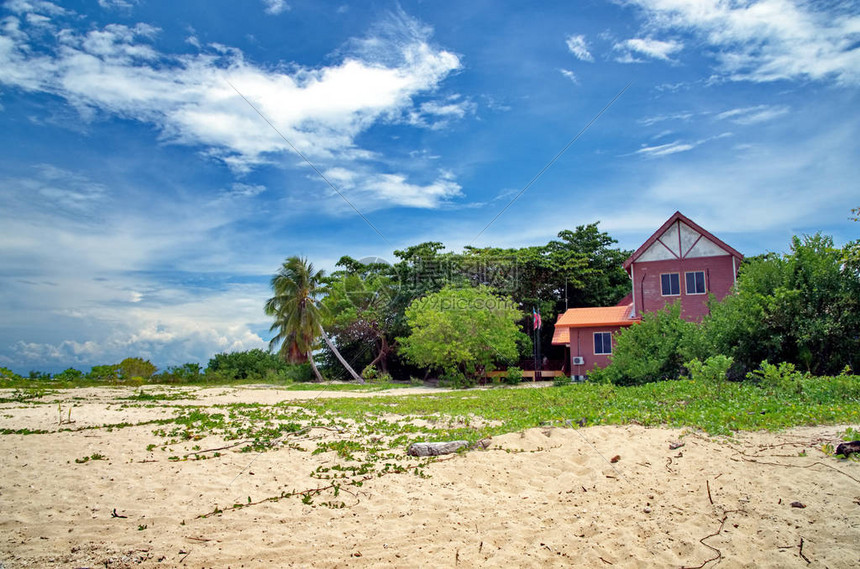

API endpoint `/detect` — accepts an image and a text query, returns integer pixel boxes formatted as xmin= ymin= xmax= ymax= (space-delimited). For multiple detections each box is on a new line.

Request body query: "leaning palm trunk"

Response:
xmin=319 ymin=325 xmax=364 ymax=383
xmin=307 ymin=352 xmax=325 ymax=382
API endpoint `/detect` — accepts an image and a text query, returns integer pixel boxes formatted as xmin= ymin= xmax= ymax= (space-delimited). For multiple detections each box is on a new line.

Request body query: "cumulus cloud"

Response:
xmin=627 ymin=0 xmax=860 ymax=84
xmin=565 ymin=34 xmax=593 ymax=61
xmin=0 ymin=4 xmax=464 ymax=200
xmin=5 ymin=284 xmax=270 ymax=370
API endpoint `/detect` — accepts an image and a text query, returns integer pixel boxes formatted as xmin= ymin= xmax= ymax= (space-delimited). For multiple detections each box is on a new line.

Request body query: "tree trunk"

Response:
xmin=368 ymin=335 xmax=390 ymax=374
xmin=308 ymin=352 xmax=324 ymax=382
xmin=319 ymin=325 xmax=364 ymax=383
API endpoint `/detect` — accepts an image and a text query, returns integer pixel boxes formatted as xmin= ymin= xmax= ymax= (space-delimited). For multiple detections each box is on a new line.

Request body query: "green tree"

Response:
xmin=54 ymin=368 xmax=84 ymax=382
xmin=118 ymin=357 xmax=157 ymax=380
xmin=398 ymin=285 xmax=526 ymax=383
xmin=702 ymin=233 xmax=860 ymax=375
xmin=590 ymin=302 xmax=697 ymax=386
xmin=844 ymin=207 xmax=860 ymax=273
xmin=206 ymin=350 xmax=286 ymax=381
xmin=0 ymin=367 xmax=23 ymax=382
xmin=87 ymin=364 xmax=118 ymax=382
xmin=321 ymin=260 xmax=399 ymax=374
xmin=265 ymin=256 xmax=362 ymax=382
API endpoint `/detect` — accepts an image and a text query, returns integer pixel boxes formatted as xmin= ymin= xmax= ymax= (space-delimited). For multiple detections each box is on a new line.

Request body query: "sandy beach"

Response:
xmin=0 ymin=385 xmax=858 ymax=568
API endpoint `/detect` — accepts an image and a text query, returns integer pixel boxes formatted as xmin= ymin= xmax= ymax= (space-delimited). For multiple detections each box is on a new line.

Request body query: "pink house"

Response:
xmin=552 ymin=212 xmax=743 ymax=379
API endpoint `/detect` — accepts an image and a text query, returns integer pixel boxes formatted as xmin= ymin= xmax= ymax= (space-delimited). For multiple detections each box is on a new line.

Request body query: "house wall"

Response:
xmin=631 ymin=254 xmax=737 ymax=321
xmin=568 ymin=325 xmax=627 ymax=376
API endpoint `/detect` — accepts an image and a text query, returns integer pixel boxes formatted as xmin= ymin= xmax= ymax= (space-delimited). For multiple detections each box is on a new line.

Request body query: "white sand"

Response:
xmin=0 ymin=386 xmax=857 ymax=568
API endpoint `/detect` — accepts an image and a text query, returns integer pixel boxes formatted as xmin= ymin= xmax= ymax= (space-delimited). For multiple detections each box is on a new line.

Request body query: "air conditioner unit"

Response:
xmin=572 ymin=356 xmax=585 ymax=365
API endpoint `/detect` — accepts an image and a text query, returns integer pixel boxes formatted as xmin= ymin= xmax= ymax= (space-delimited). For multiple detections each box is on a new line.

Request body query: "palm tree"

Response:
xmin=265 ymin=256 xmax=363 ymax=383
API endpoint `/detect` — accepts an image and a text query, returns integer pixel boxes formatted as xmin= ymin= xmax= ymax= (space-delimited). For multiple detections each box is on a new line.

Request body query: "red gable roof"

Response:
xmin=622 ymin=211 xmax=743 ymax=272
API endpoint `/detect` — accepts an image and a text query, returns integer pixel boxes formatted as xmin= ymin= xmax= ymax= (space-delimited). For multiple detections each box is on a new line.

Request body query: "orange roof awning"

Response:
xmin=551 ymin=304 xmax=638 ymax=345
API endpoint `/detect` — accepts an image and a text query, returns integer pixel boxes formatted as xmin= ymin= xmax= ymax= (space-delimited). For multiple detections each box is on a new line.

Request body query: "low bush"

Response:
xmin=504 ymin=366 xmax=523 ymax=386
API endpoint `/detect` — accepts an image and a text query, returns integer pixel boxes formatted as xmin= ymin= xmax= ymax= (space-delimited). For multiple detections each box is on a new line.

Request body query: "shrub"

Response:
xmin=87 ymin=364 xmax=118 ymax=382
xmin=553 ymin=375 xmax=572 ymax=387
xmin=206 ymin=349 xmax=287 ymax=381
xmin=684 ymin=355 xmax=733 ymax=395
xmin=592 ymin=302 xmax=697 ymax=386
xmin=504 ymin=366 xmax=523 ymax=386
xmin=439 ymin=369 xmax=475 ymax=389
xmin=54 ymin=368 xmax=84 ymax=382
xmin=747 ymin=360 xmax=807 ymax=395
xmin=118 ymin=357 xmax=157 ymax=380
xmin=0 ymin=367 xmax=24 ymax=382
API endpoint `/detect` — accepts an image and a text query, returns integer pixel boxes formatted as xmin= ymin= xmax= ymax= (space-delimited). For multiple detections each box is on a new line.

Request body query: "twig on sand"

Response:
xmin=732 ymin=455 xmax=860 ymax=484
xmin=183 ymin=440 xmax=251 ymax=457
xmin=706 ymin=480 xmax=714 ymax=505
xmin=682 ymin=509 xmax=743 ymax=569
xmin=179 ymin=548 xmax=192 ymax=563
xmin=798 ymin=537 xmax=811 ymax=564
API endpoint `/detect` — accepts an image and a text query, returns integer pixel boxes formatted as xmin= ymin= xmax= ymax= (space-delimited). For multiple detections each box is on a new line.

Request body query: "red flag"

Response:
xmin=533 ymin=308 xmax=542 ymax=330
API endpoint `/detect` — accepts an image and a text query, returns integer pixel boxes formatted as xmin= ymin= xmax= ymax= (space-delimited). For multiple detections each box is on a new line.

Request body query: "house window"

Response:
xmin=661 ymin=273 xmax=680 ymax=296
xmin=594 ymin=332 xmax=612 ymax=355
xmin=686 ymin=271 xmax=706 ymax=295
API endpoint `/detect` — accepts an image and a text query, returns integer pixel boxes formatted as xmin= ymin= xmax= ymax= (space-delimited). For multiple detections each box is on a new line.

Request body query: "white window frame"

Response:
xmin=594 ymin=331 xmax=612 ymax=355
xmin=685 ymin=271 xmax=706 ymax=295
xmin=661 ymin=273 xmax=680 ymax=296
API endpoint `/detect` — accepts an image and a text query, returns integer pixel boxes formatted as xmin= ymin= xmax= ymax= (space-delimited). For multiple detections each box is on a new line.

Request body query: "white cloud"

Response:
xmin=615 ymin=37 xmax=683 ymax=61
xmin=407 ymin=95 xmax=476 ymax=129
xmin=6 ymin=284 xmax=270 ymax=370
xmin=565 ymin=34 xmax=593 ymax=61
xmin=635 ymin=140 xmax=695 ymax=156
xmin=0 ymin=6 xmax=464 ymax=206
xmin=262 ymin=0 xmax=289 ymax=15
xmin=4 ymin=0 xmax=66 ymax=16
xmin=638 ymin=111 xmax=693 ymax=126
xmin=98 ymin=0 xmax=139 ymax=9
xmin=322 ymin=166 xmax=462 ymax=210
xmin=627 ymin=0 xmax=860 ymax=84
xmin=227 ymin=182 xmax=267 ymax=198
xmin=560 ymin=68 xmax=578 ymax=83
xmin=715 ymin=104 xmax=790 ymax=125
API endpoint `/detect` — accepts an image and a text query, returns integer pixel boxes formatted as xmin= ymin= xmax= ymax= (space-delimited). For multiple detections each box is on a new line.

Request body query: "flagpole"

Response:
xmin=532 ymin=308 xmax=537 ymax=382
xmin=536 ymin=309 xmax=542 ymax=381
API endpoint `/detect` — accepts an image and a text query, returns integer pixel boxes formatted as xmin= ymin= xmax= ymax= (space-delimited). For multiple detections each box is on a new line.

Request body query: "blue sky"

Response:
xmin=1 ymin=0 xmax=858 ymax=373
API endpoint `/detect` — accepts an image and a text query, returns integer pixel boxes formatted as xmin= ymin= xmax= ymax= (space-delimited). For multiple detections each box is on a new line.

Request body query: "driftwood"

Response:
xmin=835 ymin=440 xmax=860 ymax=457
xmin=407 ymin=440 xmax=469 ymax=457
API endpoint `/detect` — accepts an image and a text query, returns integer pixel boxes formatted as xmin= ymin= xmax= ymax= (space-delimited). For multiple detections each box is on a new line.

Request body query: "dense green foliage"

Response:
xmin=398 ymin=285 xmax=527 ymax=386
xmin=207 ymin=349 xmax=302 ymax=382
xmin=301 ymin=370 xmax=860 ymax=438
xmin=314 ymin=223 xmax=630 ymax=380
xmin=703 ymin=234 xmax=860 ymax=375
xmin=118 ymin=357 xmax=157 ymax=380
xmin=593 ymin=232 xmax=860 ymax=385
xmin=589 ymin=303 xmax=697 ymax=386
